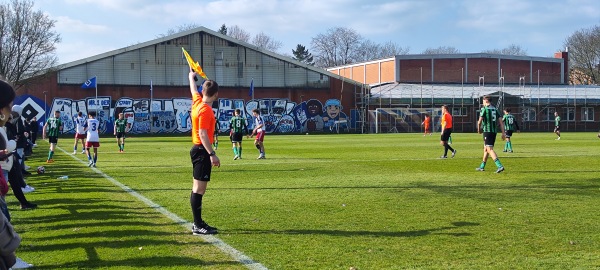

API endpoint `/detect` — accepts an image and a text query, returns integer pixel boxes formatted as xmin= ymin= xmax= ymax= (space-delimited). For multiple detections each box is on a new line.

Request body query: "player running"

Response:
xmin=84 ymin=111 xmax=100 ymax=167
xmin=73 ymin=111 xmax=87 ymax=154
xmin=229 ymin=109 xmax=247 ymax=160
xmin=422 ymin=114 xmax=431 ymax=136
xmin=114 ymin=113 xmax=128 ymax=152
xmin=476 ymin=96 xmax=505 ymax=173
xmin=502 ymin=108 xmax=520 ymax=153
xmin=43 ymin=110 xmax=62 ymax=163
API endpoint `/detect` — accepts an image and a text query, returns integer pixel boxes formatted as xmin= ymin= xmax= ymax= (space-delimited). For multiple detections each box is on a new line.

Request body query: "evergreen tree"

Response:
xmin=218 ymin=24 xmax=227 ymax=35
xmin=292 ymin=44 xmax=314 ymax=66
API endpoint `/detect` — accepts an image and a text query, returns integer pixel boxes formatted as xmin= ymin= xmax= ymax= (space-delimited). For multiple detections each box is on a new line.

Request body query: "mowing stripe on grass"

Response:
xmin=56 ymin=146 xmax=268 ymax=270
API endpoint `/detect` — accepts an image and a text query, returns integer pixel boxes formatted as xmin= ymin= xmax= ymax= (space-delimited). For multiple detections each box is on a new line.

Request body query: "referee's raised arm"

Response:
xmin=188 ymin=69 xmax=198 ymax=97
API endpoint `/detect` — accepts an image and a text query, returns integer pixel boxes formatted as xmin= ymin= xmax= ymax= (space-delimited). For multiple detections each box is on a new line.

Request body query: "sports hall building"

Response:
xmin=328 ymin=52 xmax=600 ymax=133
xmin=17 ymin=27 xmax=364 ymax=135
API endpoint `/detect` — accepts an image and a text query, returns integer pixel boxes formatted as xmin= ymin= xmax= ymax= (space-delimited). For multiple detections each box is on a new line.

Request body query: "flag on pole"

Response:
xmin=81 ymin=77 xmax=97 ymax=89
xmin=249 ymin=78 xmax=254 ymax=97
xmin=182 ymin=47 xmax=208 ymax=80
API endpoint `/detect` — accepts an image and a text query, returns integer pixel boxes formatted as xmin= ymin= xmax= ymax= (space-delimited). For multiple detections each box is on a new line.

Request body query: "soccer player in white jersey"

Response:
xmin=249 ymin=108 xmax=266 ymax=159
xmin=72 ymin=111 xmax=87 ymax=154
xmin=84 ymin=111 xmax=100 ymax=167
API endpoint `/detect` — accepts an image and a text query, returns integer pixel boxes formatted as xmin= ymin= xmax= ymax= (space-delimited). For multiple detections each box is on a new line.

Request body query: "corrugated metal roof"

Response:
xmin=371 ymin=83 xmax=600 ymax=99
xmin=56 ymin=26 xmax=363 ymax=87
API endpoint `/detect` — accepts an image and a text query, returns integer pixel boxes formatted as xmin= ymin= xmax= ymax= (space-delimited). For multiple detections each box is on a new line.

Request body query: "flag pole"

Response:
xmin=95 ymin=75 xmax=98 ymax=114
xmin=251 ymin=77 xmax=254 ymax=101
xmin=150 ymin=79 xmax=153 ymax=134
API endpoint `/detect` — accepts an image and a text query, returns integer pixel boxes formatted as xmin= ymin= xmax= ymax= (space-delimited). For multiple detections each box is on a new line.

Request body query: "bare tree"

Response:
xmin=0 ymin=0 xmax=61 ymax=86
xmin=252 ymin=32 xmax=282 ymax=52
xmin=379 ymin=41 xmax=410 ymax=57
xmin=482 ymin=44 xmax=528 ymax=56
xmin=228 ymin=25 xmax=251 ymax=43
xmin=158 ymin=23 xmax=199 ymax=38
xmin=564 ymin=24 xmax=600 ymax=84
xmin=311 ymin=27 xmax=363 ymax=68
xmin=422 ymin=46 xmax=461 ymax=54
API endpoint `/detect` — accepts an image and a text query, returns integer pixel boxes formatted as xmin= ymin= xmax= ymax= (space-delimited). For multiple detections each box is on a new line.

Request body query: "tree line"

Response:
xmin=0 ymin=0 xmax=598 ymax=86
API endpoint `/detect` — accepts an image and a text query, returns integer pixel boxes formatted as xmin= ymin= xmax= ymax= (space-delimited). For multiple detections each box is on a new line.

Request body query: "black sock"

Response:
xmin=447 ymin=145 xmax=455 ymax=152
xmin=190 ymin=192 xmax=203 ymax=226
xmin=443 ymin=144 xmax=449 ymax=156
xmin=255 ymin=144 xmax=261 ymax=150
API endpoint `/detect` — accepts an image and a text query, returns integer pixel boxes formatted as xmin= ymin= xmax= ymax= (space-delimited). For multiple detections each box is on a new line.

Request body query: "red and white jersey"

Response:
xmin=75 ymin=116 xmax=86 ymax=134
xmin=85 ymin=119 xmax=100 ymax=142
xmin=254 ymin=115 xmax=265 ymax=132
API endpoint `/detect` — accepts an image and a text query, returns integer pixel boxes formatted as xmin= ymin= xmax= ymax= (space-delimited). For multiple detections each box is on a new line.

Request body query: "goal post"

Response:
xmin=371 ymin=107 xmax=442 ymax=133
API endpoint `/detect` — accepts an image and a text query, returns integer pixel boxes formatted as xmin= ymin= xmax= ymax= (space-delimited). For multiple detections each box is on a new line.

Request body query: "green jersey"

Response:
xmin=229 ymin=116 xmax=247 ymax=133
xmin=46 ymin=117 xmax=62 ymax=137
xmin=115 ymin=119 xmax=127 ymax=133
xmin=479 ymin=105 xmax=500 ymax=133
xmin=502 ymin=114 xmax=517 ymax=131
xmin=555 ymin=116 xmax=561 ymax=127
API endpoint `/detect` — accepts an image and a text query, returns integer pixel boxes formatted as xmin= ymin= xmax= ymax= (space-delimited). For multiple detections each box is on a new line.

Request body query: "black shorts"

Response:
xmin=231 ymin=132 xmax=243 ymax=143
xmin=190 ymin=145 xmax=211 ymax=181
xmin=554 ymin=126 xmax=560 ymax=132
xmin=483 ymin=132 xmax=497 ymax=147
xmin=441 ymin=128 xmax=452 ymax=142
xmin=116 ymin=132 xmax=125 ymax=139
xmin=49 ymin=136 xmax=58 ymax=144
xmin=505 ymin=130 xmax=513 ymax=138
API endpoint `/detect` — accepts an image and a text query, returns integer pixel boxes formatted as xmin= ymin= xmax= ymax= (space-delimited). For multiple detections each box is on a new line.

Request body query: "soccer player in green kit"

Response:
xmin=42 ymin=110 xmax=63 ymax=163
xmin=476 ymin=96 xmax=506 ymax=173
xmin=114 ymin=113 xmax=128 ymax=152
xmin=502 ymin=108 xmax=520 ymax=153
xmin=229 ymin=109 xmax=247 ymax=160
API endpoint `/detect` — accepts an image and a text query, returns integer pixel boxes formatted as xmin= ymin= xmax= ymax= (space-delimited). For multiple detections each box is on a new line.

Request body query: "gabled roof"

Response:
xmin=57 ymin=26 xmax=363 ymax=86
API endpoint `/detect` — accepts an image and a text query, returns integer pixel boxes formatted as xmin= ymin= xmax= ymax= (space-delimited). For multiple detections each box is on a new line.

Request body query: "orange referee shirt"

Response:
xmin=441 ymin=112 xmax=453 ymax=129
xmin=191 ymin=92 xmax=216 ymax=145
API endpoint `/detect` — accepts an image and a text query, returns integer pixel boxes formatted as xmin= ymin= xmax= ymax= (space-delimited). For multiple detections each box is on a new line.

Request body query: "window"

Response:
xmin=522 ymin=107 xmax=536 ymax=122
xmin=452 ymin=107 xmax=467 ymax=116
xmin=543 ymin=107 xmax=556 ymax=121
xmin=582 ymin=107 xmax=594 ymax=121
xmin=563 ymin=107 xmax=575 ymax=121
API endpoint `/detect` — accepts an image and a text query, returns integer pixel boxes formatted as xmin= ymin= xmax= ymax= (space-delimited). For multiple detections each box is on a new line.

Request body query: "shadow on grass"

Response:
xmin=230 ymin=221 xmax=479 ymax=238
xmin=31 ymin=256 xmax=240 ymax=269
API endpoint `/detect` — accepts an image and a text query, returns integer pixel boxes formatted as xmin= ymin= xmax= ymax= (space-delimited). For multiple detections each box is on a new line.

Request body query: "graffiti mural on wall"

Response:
xmin=14 ymin=95 xmax=351 ymax=134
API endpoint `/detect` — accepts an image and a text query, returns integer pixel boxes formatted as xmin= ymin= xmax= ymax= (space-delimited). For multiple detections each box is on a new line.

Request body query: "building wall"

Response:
xmin=399 ymin=59 xmax=432 ymax=83
xmin=332 ymin=54 xmax=566 ymax=85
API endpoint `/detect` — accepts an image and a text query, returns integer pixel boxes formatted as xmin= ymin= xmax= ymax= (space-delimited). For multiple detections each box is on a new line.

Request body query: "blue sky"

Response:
xmin=33 ymin=0 xmax=600 ymax=65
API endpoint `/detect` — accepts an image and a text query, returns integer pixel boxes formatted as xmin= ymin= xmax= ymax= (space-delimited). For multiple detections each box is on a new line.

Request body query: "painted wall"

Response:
xmin=15 ymin=95 xmax=352 ymax=134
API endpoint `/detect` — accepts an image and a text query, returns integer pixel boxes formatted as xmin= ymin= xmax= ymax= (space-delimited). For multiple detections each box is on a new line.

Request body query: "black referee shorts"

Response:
xmin=441 ymin=128 xmax=452 ymax=142
xmin=190 ymin=145 xmax=211 ymax=181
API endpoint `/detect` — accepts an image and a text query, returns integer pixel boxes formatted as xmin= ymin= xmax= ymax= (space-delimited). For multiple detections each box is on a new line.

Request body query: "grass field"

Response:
xmin=7 ymin=132 xmax=600 ymax=269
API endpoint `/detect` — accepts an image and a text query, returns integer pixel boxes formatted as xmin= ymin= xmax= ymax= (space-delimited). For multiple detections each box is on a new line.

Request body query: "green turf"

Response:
xmin=8 ymin=132 xmax=600 ymax=269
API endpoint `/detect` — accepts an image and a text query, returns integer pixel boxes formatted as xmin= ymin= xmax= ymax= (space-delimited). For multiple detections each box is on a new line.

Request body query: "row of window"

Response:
xmin=450 ymin=107 xmax=595 ymax=122
xmin=522 ymin=107 xmax=595 ymax=122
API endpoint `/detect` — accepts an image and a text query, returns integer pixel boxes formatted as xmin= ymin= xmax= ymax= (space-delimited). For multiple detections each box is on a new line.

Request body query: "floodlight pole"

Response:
xmin=43 ymin=91 xmax=48 ymax=120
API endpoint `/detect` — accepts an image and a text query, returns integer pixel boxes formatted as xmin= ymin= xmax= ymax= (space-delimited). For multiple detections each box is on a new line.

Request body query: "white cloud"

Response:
xmin=54 ymin=16 xmax=110 ymax=33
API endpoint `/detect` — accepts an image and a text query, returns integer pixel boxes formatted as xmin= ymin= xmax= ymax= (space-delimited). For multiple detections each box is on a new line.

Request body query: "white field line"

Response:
xmin=57 ymin=146 xmax=268 ymax=270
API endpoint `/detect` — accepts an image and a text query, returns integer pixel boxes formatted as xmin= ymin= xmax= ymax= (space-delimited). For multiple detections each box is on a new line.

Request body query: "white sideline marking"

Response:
xmin=57 ymin=146 xmax=268 ymax=270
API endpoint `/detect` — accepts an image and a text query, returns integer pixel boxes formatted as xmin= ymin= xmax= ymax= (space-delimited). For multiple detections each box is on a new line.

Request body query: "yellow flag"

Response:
xmin=182 ymin=47 xmax=208 ymax=80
